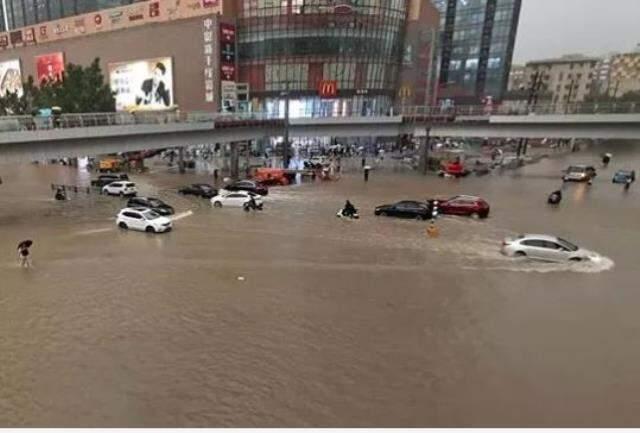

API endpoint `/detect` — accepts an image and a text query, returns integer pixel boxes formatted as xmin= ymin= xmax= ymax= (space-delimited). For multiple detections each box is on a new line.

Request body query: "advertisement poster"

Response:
xmin=36 ymin=52 xmax=65 ymax=83
xmin=109 ymin=57 xmax=173 ymax=111
xmin=0 ymin=59 xmax=23 ymax=96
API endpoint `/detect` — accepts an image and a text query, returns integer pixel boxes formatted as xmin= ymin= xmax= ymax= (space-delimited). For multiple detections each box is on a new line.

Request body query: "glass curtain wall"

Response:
xmin=238 ymin=0 xmax=408 ymax=116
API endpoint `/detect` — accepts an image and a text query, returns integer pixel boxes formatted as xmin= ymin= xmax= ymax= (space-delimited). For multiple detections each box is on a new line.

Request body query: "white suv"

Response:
xmin=103 ymin=182 xmax=137 ymax=196
xmin=117 ymin=208 xmax=172 ymax=233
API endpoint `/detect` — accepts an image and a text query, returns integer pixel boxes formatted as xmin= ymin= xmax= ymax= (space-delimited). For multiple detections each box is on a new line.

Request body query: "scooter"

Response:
xmin=54 ymin=188 xmax=67 ymax=201
xmin=243 ymin=201 xmax=263 ymax=212
xmin=547 ymin=190 xmax=562 ymax=205
xmin=336 ymin=208 xmax=359 ymax=219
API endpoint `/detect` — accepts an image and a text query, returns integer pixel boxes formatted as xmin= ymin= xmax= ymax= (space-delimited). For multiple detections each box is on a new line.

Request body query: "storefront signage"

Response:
xmin=221 ymin=80 xmax=236 ymax=112
xmin=24 ymin=28 xmax=36 ymax=44
xmin=0 ymin=0 xmax=222 ymax=51
xmin=149 ymin=2 xmax=160 ymax=18
xmin=202 ymin=17 xmax=215 ymax=103
xmin=319 ymin=80 xmax=338 ymax=98
xmin=9 ymin=31 xmax=23 ymax=45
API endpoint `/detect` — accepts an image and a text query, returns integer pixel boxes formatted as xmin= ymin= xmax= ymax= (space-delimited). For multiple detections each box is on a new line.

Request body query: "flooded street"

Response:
xmin=1 ymin=143 xmax=640 ymax=427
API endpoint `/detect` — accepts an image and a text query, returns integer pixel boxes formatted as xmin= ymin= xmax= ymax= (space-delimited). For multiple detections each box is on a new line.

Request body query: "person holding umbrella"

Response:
xmin=17 ymin=240 xmax=33 ymax=268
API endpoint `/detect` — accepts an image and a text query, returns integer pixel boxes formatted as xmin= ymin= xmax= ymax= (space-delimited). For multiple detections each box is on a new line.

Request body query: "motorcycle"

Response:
xmin=336 ymin=208 xmax=359 ymax=219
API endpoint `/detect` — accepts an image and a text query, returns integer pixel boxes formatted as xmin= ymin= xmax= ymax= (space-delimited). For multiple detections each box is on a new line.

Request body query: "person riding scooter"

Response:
xmin=342 ymin=200 xmax=357 ymax=217
xmin=243 ymin=195 xmax=263 ymax=212
xmin=547 ymin=189 xmax=562 ymax=205
xmin=54 ymin=187 xmax=67 ymax=201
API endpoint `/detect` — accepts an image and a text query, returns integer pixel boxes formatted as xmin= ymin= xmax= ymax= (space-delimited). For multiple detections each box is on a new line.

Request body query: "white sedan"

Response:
xmin=211 ymin=191 xmax=263 ymax=208
xmin=117 ymin=207 xmax=172 ymax=233
xmin=501 ymin=234 xmax=599 ymax=262
xmin=103 ymin=181 xmax=137 ymax=197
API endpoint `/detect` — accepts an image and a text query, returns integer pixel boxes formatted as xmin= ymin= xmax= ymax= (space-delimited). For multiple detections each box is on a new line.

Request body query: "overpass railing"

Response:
xmin=0 ymin=101 xmax=638 ymax=133
xmin=0 ymin=111 xmax=282 ymax=133
xmin=400 ymin=102 xmax=640 ymax=117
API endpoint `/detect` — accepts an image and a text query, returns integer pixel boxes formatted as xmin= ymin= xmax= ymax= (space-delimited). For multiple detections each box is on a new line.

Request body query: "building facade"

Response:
xmin=237 ymin=0 xmax=439 ymax=117
xmin=434 ymin=0 xmax=521 ymax=105
xmin=1 ymin=0 xmax=138 ymax=31
xmin=506 ymin=63 xmax=524 ymax=91
xmin=0 ymin=0 xmax=439 ymax=114
xmin=524 ymin=55 xmax=598 ymax=105
xmin=608 ymin=51 xmax=640 ymax=97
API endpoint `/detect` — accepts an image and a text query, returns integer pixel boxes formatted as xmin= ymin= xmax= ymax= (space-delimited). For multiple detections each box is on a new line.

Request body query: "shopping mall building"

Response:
xmin=0 ymin=0 xmax=440 ymax=116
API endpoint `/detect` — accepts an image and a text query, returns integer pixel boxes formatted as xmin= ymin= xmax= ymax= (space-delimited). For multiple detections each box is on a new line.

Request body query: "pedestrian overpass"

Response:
xmin=0 ymin=103 xmax=639 ymax=163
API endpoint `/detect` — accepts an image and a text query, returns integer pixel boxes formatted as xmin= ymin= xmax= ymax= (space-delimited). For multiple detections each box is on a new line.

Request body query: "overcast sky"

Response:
xmin=512 ymin=0 xmax=640 ymax=64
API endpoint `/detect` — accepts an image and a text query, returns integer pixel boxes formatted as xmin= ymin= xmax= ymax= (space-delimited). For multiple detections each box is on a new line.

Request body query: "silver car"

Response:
xmin=501 ymin=234 xmax=599 ymax=262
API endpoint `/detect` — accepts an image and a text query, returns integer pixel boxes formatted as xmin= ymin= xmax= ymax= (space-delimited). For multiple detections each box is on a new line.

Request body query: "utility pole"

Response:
xmin=282 ymin=81 xmax=290 ymax=170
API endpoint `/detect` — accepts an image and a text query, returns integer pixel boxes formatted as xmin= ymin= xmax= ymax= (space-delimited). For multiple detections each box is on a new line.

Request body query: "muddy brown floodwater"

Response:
xmin=1 ymin=142 xmax=640 ymax=427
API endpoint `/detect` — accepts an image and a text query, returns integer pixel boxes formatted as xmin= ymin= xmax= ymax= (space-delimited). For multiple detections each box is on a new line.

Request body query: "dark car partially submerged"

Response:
xmin=374 ymin=201 xmax=430 ymax=220
xmin=127 ymin=196 xmax=175 ymax=216
xmin=91 ymin=173 xmax=129 ymax=187
xmin=223 ymin=180 xmax=269 ymax=196
xmin=178 ymin=183 xmax=217 ymax=198
xmin=612 ymin=170 xmax=636 ymax=184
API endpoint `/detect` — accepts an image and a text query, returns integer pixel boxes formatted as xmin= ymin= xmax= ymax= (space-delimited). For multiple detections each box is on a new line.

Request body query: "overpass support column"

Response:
xmin=178 ymin=147 xmax=186 ymax=174
xmin=230 ymin=142 xmax=240 ymax=180
xmin=419 ymin=127 xmax=431 ymax=175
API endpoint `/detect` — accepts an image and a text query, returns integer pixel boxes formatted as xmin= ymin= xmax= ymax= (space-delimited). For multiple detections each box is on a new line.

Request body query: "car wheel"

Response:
xmin=213 ymin=201 xmax=222 ymax=208
xmin=119 ymin=191 xmax=124 ymax=197
xmin=515 ymin=251 xmax=527 ymax=258
xmin=145 ymin=226 xmax=155 ymax=233
xmin=416 ymin=215 xmax=425 ymax=221
xmin=380 ymin=211 xmax=388 ymax=216
xmin=118 ymin=222 xmax=128 ymax=229
xmin=470 ymin=212 xmax=480 ymax=219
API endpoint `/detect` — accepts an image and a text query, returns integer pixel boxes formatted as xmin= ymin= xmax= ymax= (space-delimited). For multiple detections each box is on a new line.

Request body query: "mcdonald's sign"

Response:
xmin=318 ymin=80 xmax=338 ymax=98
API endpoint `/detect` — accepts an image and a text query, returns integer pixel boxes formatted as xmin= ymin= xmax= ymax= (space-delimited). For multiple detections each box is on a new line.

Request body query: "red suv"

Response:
xmin=428 ymin=195 xmax=490 ymax=219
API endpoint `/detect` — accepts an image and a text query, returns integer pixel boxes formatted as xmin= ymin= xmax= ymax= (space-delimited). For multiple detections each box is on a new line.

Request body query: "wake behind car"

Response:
xmin=117 ymin=208 xmax=172 ymax=233
xmin=102 ymin=181 xmax=137 ymax=197
xmin=223 ymin=180 xmax=268 ymax=196
xmin=127 ymin=196 xmax=175 ymax=216
xmin=427 ymin=195 xmax=490 ymax=219
xmin=612 ymin=169 xmax=636 ymax=184
xmin=374 ymin=201 xmax=430 ymax=220
xmin=178 ymin=183 xmax=217 ymax=198
xmin=91 ymin=173 xmax=129 ymax=188
xmin=211 ymin=191 xmax=263 ymax=208
xmin=501 ymin=234 xmax=599 ymax=262
xmin=563 ymin=165 xmax=597 ymax=182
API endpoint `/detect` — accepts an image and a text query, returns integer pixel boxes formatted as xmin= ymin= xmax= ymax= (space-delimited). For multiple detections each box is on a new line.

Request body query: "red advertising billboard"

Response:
xmin=36 ymin=52 xmax=65 ymax=83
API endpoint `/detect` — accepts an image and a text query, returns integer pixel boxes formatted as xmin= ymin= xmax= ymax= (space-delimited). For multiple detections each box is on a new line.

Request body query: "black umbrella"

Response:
xmin=17 ymin=240 xmax=33 ymax=250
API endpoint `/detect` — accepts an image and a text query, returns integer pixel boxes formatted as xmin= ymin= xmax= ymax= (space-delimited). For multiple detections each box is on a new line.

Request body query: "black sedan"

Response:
xmin=178 ymin=183 xmax=217 ymax=198
xmin=374 ymin=201 xmax=430 ymax=220
xmin=127 ymin=197 xmax=175 ymax=216
xmin=223 ymin=180 xmax=269 ymax=196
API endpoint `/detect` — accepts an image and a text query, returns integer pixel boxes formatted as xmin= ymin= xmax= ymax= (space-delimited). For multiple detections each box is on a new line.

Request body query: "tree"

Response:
xmin=0 ymin=57 xmax=115 ymax=115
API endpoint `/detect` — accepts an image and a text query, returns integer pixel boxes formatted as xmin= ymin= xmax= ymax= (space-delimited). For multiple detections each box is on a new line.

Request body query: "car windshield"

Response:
xmin=148 ymin=199 xmax=163 ymax=207
xmin=125 ymin=183 xmax=135 ymax=187
xmin=199 ymin=185 xmax=211 ymax=190
xmin=142 ymin=210 xmax=161 ymax=220
xmin=557 ymin=237 xmax=579 ymax=252
xmin=568 ymin=166 xmax=585 ymax=173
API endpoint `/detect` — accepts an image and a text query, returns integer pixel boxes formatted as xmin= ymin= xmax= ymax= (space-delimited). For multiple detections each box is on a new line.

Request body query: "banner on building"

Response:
xmin=109 ymin=57 xmax=174 ymax=111
xmin=36 ymin=52 xmax=65 ymax=83
xmin=0 ymin=59 xmax=23 ymax=97
xmin=221 ymin=80 xmax=236 ymax=112
xmin=219 ymin=23 xmax=236 ymax=81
